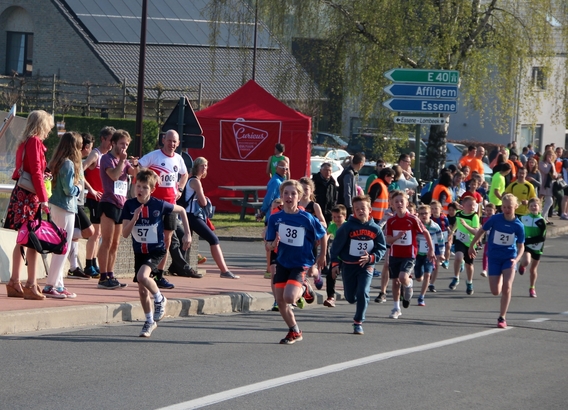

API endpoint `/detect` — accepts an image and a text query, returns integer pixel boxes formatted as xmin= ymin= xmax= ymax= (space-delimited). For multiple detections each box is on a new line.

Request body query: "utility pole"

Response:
xmin=134 ymin=0 xmax=148 ymax=158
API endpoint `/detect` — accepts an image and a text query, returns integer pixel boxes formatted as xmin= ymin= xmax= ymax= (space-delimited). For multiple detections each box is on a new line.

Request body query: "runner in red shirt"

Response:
xmin=385 ymin=190 xmax=435 ymax=319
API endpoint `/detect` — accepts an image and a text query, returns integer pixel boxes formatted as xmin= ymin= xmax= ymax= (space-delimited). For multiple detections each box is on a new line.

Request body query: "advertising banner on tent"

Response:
xmin=220 ymin=120 xmax=282 ymax=161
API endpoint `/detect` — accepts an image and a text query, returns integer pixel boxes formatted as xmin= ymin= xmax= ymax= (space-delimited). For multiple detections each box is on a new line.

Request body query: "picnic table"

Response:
xmin=218 ymin=185 xmax=267 ymax=221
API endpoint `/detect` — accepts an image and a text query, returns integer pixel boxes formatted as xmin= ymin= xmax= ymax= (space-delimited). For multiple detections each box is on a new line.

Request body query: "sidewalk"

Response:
xmin=2 ymin=217 xmax=567 ymax=336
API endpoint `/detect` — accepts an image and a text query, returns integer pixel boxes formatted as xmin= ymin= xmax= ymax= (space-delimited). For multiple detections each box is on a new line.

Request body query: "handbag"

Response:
xmin=17 ymin=208 xmax=68 ymax=257
xmin=16 ymin=138 xmax=36 ymax=194
xmin=556 ymin=178 xmax=568 ymax=189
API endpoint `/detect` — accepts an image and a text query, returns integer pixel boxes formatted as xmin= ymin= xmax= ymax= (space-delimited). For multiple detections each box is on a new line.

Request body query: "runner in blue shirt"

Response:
xmin=469 ymin=193 xmax=524 ymax=329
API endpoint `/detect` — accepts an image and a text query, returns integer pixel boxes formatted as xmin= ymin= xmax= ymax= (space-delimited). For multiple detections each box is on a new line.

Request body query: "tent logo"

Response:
xmin=232 ymin=122 xmax=269 ymax=159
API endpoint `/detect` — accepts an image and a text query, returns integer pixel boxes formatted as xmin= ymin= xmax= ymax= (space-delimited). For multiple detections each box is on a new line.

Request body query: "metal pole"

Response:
xmin=51 ymin=74 xmax=56 ymax=115
xmin=414 ymin=124 xmax=421 ymax=181
xmin=122 ymin=78 xmax=127 ymax=119
xmin=134 ymin=0 xmax=148 ymax=158
xmin=252 ymin=0 xmax=258 ymax=81
xmin=177 ymin=97 xmax=185 ymax=154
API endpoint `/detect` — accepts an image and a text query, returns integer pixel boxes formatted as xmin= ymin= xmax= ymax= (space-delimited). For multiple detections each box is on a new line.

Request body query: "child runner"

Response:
xmin=121 ymin=169 xmax=191 ymax=337
xmin=330 ymin=196 xmax=386 ymax=334
xmin=386 ymin=190 xmax=435 ymax=319
xmin=324 ymin=204 xmax=347 ymax=307
xmin=265 ymin=180 xmax=327 ymax=344
xmin=449 ymin=196 xmax=480 ymax=294
xmin=469 ymin=193 xmax=525 ymax=328
xmin=428 ymin=200 xmax=449 ymax=292
xmin=444 ymin=201 xmax=459 ymax=268
xmin=518 ymin=198 xmax=546 ymax=298
xmin=461 ymin=173 xmax=483 ymax=217
xmin=480 ymin=203 xmax=497 ymax=277
xmin=415 ymin=205 xmax=445 ymax=306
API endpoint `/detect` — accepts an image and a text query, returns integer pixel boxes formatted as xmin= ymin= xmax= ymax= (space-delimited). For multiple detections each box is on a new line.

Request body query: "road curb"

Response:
xmin=0 ymin=290 xmax=342 ymax=335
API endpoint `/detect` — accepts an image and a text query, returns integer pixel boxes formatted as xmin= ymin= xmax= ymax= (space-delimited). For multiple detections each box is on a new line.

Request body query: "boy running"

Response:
xmin=518 ymin=198 xmax=546 ymax=298
xmin=324 ymin=204 xmax=347 ymax=307
xmin=386 ymin=190 xmax=435 ymax=319
xmin=121 ymin=169 xmax=191 ymax=337
xmin=469 ymin=194 xmax=525 ymax=328
xmin=330 ymin=196 xmax=386 ymax=334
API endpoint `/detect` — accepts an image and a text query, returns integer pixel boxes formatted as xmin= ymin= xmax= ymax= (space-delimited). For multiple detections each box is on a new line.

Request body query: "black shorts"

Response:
xmin=98 ymin=202 xmax=123 ymax=225
xmin=163 ymin=212 xmax=178 ymax=231
xmin=133 ymin=249 xmax=167 ymax=282
xmin=454 ymin=240 xmax=474 ymax=265
xmin=86 ymin=198 xmax=101 ymax=224
xmin=74 ymin=206 xmax=92 ymax=230
xmin=389 ymin=256 xmax=416 ymax=279
xmin=525 ymin=247 xmax=542 ymax=261
xmin=273 ymin=264 xmax=306 ymax=289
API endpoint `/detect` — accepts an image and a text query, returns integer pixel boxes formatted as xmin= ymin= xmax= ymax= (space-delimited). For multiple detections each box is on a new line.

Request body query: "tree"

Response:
xmin=210 ymin=0 xmax=567 ymax=179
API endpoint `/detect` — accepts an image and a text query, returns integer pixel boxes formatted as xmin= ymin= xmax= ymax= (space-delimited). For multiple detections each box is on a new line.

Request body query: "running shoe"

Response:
xmin=518 ymin=265 xmax=525 ymax=275
xmin=56 ymin=287 xmax=77 ymax=299
xmin=67 ymin=267 xmax=90 ymax=280
xmin=441 ymin=261 xmax=449 ymax=270
xmin=97 ymin=279 xmax=120 ymax=290
xmin=466 ymin=282 xmax=474 ymax=295
xmin=402 ymin=282 xmax=413 ymax=308
xmin=417 ymin=296 xmax=425 ymax=306
xmin=497 ymin=317 xmax=507 ymax=329
xmin=374 ymin=292 xmax=387 ymax=303
xmin=280 ymin=330 xmax=303 ymax=344
xmin=296 ymin=297 xmax=306 ymax=309
xmin=314 ymin=274 xmax=324 ymax=290
xmin=155 ymin=277 xmax=175 ymax=289
xmin=197 ymin=254 xmax=207 ymax=264
xmin=139 ymin=321 xmax=157 ymax=338
xmin=428 ymin=284 xmax=437 ymax=293
xmin=353 ymin=324 xmax=364 ymax=335
xmin=84 ymin=266 xmax=100 ymax=279
xmin=109 ymin=278 xmax=128 ymax=288
xmin=459 ymin=261 xmax=465 ymax=273
xmin=389 ymin=308 xmax=402 ymax=319
xmin=449 ymin=277 xmax=459 ymax=290
xmin=480 ymin=270 xmax=488 ymax=277
xmin=271 ymin=300 xmax=279 ymax=311
xmin=220 ymin=271 xmax=240 ymax=279
xmin=303 ymin=281 xmax=315 ymax=304
xmin=168 ymin=265 xmax=203 ymax=278
xmin=264 ymin=271 xmax=272 ymax=279
xmin=372 ymin=269 xmax=381 ymax=278
xmin=529 ymin=288 xmax=537 ymax=298
xmin=153 ymin=296 xmax=168 ymax=322
xmin=42 ymin=286 xmax=66 ymax=299
xmin=323 ymin=297 xmax=335 ymax=307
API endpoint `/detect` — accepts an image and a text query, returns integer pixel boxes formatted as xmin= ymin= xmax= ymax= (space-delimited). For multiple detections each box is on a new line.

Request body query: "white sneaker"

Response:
xmin=139 ymin=321 xmax=157 ymax=337
xmin=480 ymin=270 xmax=487 ymax=277
xmin=153 ymin=296 xmax=168 ymax=322
xmin=389 ymin=308 xmax=402 ymax=319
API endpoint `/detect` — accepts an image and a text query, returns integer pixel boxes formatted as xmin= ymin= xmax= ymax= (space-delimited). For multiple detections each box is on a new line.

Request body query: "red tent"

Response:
xmin=190 ymin=80 xmax=312 ymax=213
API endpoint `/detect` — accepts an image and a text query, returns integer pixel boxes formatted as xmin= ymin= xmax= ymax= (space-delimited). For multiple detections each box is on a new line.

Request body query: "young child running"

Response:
xmin=444 ymin=201 xmax=459 ymax=268
xmin=330 ymin=196 xmax=386 ymax=334
xmin=429 ymin=200 xmax=450 ymax=292
xmin=480 ymin=203 xmax=497 ymax=277
xmin=324 ymin=205 xmax=347 ymax=308
xmin=469 ymin=194 xmax=525 ymax=328
xmin=265 ymin=180 xmax=327 ymax=344
xmin=415 ymin=205 xmax=445 ymax=306
xmin=386 ymin=190 xmax=434 ymax=319
xmin=449 ymin=196 xmax=480 ymax=295
xmin=121 ymin=169 xmax=191 ymax=337
xmin=518 ymin=198 xmax=546 ymax=298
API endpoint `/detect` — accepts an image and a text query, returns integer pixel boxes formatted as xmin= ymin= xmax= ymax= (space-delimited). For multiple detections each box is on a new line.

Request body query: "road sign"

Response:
xmin=394 ymin=116 xmax=448 ymax=125
xmin=384 ymin=69 xmax=459 ymax=85
xmin=383 ymin=84 xmax=458 ymax=99
xmin=383 ymin=98 xmax=458 ymax=113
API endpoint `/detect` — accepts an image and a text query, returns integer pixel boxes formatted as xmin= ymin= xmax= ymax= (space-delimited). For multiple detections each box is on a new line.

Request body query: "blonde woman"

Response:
xmin=4 ymin=110 xmax=53 ymax=300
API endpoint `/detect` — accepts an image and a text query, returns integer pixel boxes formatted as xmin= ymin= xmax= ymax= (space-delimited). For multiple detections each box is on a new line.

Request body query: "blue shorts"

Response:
xmin=414 ymin=254 xmax=433 ymax=279
xmin=487 ymin=258 xmax=514 ymax=276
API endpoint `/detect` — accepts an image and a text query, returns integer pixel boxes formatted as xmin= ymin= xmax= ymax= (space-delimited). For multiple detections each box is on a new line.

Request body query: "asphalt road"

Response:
xmin=1 ymin=237 xmax=567 ymax=410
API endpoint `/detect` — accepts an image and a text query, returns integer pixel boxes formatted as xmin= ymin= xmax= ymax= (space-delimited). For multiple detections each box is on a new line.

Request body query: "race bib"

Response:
xmin=114 ymin=180 xmax=128 ymax=197
xmin=132 ymin=224 xmax=158 ymax=244
xmin=160 ymin=172 xmax=177 ymax=188
xmin=393 ymin=230 xmax=412 ymax=246
xmin=493 ymin=230 xmax=515 ymax=246
xmin=455 ymin=230 xmax=468 ymax=243
xmin=349 ymin=239 xmax=374 ymax=256
xmin=418 ymin=237 xmax=429 ymax=254
xmin=278 ymin=223 xmax=306 ymax=247
xmin=527 ymin=242 xmax=543 ymax=251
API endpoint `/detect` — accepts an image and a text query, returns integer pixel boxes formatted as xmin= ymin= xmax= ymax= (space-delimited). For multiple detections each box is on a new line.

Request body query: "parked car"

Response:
xmin=313 ymin=132 xmax=348 ymax=148
xmin=357 ymin=161 xmax=394 ymax=189
xmin=310 ymin=156 xmax=343 ymax=184
xmin=310 ymin=146 xmax=351 ymax=163
xmin=445 ymin=142 xmax=467 ymax=167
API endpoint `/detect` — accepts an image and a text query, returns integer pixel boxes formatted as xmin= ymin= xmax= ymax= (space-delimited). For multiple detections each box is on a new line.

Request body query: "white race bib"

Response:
xmin=493 ymin=230 xmax=515 ymax=246
xmin=393 ymin=230 xmax=412 ymax=246
xmin=278 ymin=223 xmax=306 ymax=247
xmin=527 ymin=242 xmax=543 ymax=251
xmin=132 ymin=224 xmax=158 ymax=244
xmin=418 ymin=237 xmax=429 ymax=254
xmin=349 ymin=239 xmax=374 ymax=256
xmin=114 ymin=180 xmax=128 ymax=197
xmin=160 ymin=172 xmax=177 ymax=188
xmin=455 ymin=230 xmax=468 ymax=243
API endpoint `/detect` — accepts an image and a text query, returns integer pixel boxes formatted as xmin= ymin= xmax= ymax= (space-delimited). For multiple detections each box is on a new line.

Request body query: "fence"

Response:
xmin=0 ymin=74 xmax=203 ymax=124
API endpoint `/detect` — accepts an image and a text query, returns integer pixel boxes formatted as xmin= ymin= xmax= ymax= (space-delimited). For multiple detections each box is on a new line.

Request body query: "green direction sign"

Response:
xmin=384 ymin=69 xmax=459 ymax=85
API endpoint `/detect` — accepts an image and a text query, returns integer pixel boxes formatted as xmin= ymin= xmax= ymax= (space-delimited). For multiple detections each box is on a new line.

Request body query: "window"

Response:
xmin=5 ymin=31 xmax=33 ymax=76
xmin=531 ymin=67 xmax=546 ymax=90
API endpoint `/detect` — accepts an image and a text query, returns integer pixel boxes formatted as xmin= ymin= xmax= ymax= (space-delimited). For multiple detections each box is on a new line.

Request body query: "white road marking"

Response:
xmin=527 ymin=318 xmax=550 ymax=323
xmin=158 ymin=328 xmax=509 ymax=410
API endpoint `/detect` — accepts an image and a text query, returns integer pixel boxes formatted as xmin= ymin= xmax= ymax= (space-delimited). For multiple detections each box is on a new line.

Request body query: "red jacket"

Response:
xmin=12 ymin=136 xmax=48 ymax=202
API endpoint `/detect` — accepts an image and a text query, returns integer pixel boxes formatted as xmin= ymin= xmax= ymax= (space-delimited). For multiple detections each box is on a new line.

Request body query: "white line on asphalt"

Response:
xmin=157 ymin=328 xmax=509 ymax=410
xmin=527 ymin=318 xmax=550 ymax=323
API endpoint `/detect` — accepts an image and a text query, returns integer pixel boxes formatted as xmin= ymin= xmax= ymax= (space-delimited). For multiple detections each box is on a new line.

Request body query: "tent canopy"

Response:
xmin=191 ymin=80 xmax=311 ymax=213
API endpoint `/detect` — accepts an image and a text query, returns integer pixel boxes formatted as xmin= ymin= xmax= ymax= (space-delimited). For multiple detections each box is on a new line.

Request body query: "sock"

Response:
xmin=145 ymin=312 xmax=153 ymax=323
xmin=420 ymin=293 xmax=425 ymax=298
xmin=100 ymin=272 xmax=109 ymax=281
xmin=155 ymin=269 xmax=164 ymax=280
xmin=93 ymin=258 xmax=99 ymax=270
xmin=153 ymin=291 xmax=163 ymax=303
xmin=290 ymin=324 xmax=300 ymax=333
xmin=68 ymin=242 xmax=79 ymax=270
xmin=86 ymin=259 xmax=94 ymax=268
xmin=394 ymin=301 xmax=400 ymax=310
xmin=530 ymin=286 xmax=535 ymax=289
xmin=466 ymin=280 xmax=473 ymax=285
xmin=108 ymin=271 xmax=114 ymax=279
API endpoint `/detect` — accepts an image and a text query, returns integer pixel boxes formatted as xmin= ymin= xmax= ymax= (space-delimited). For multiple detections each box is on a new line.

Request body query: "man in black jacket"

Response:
xmin=312 ymin=162 xmax=338 ymax=224
xmin=338 ymin=153 xmax=365 ymax=217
